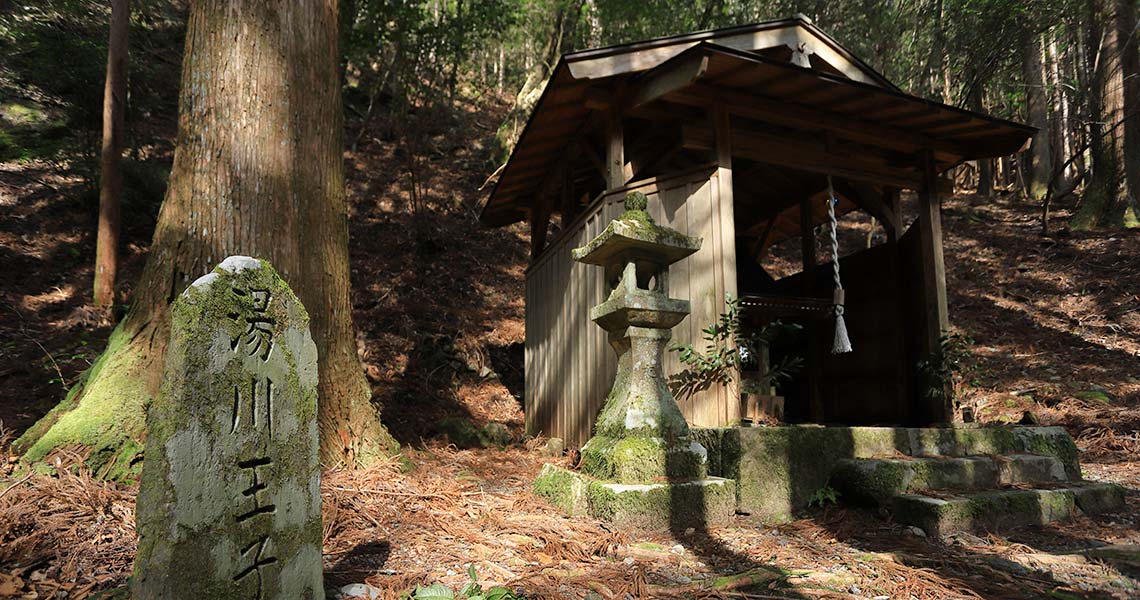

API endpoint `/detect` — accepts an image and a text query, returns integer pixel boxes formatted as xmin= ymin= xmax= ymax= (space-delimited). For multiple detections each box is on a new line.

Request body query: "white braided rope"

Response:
xmin=826 ymin=176 xmax=852 ymax=354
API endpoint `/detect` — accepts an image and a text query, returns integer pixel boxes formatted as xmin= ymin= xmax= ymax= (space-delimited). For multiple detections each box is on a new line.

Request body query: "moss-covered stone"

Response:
xmin=533 ymin=463 xmax=589 ymax=515
xmin=533 ymin=464 xmax=735 ymax=530
xmin=580 ymin=435 xmax=706 ymax=483
xmin=728 ymin=425 xmax=1086 ymax=523
xmin=131 ymin=257 xmax=323 ymax=599
xmin=892 ymin=483 xmax=1124 ymax=536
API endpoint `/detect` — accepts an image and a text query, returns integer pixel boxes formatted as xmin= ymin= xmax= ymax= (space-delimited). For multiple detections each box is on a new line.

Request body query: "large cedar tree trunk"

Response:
xmin=94 ymin=0 xmax=129 ymax=310
xmin=1077 ymin=0 xmax=1140 ymax=228
xmin=16 ymin=0 xmax=397 ymax=474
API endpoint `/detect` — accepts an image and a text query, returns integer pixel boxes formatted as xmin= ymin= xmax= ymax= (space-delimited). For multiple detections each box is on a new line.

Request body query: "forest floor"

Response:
xmin=1 ymin=95 xmax=1139 ymax=598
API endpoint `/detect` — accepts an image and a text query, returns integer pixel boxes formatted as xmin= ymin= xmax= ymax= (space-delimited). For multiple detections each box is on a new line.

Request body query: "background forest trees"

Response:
xmin=4 ymin=0 xmax=1135 ymax=236
xmin=1 ymin=0 xmax=1138 ymax=474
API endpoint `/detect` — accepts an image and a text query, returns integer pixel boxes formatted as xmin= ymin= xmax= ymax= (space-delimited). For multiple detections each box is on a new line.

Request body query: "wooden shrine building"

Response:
xmin=480 ymin=17 xmax=1034 ymax=448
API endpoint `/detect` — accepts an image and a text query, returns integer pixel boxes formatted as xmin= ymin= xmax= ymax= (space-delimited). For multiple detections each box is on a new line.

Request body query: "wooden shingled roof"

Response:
xmin=480 ymin=17 xmax=1034 ymax=227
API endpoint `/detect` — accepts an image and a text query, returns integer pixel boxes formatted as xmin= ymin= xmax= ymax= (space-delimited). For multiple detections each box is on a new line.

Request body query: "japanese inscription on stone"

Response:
xmin=132 ymin=256 xmax=323 ymax=599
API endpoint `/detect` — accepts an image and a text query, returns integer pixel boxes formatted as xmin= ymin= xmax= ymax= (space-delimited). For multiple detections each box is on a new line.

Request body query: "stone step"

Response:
xmin=892 ymin=482 xmax=1126 ymax=536
xmin=832 ymin=454 xmax=1070 ymax=505
xmin=534 ymin=464 xmax=737 ymax=530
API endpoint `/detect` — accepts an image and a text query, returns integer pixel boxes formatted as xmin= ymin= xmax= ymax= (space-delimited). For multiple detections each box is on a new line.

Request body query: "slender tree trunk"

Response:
xmin=1023 ymin=31 xmax=1052 ymax=203
xmin=969 ymin=81 xmax=994 ymax=197
xmin=94 ymin=0 xmax=130 ymax=311
xmin=1077 ymin=0 xmax=1140 ymax=228
xmin=497 ymin=44 xmax=504 ymax=94
xmin=496 ymin=0 xmax=584 ymax=155
xmin=16 ymin=0 xmax=397 ymax=474
xmin=1047 ymin=31 xmax=1073 ymax=186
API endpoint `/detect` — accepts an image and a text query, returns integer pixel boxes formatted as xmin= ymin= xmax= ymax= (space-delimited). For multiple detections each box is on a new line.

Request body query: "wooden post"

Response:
xmin=800 ymin=195 xmax=823 ymax=422
xmin=885 ymin=187 xmax=903 ymax=242
xmin=606 ymin=105 xmax=625 ymax=190
xmin=712 ymin=105 xmax=740 ymax=424
xmin=917 ymin=150 xmax=952 ymax=422
xmin=529 ymin=200 xmax=552 ymax=259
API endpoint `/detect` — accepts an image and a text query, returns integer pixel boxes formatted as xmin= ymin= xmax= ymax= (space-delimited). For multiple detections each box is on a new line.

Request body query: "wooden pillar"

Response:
xmin=799 ymin=195 xmax=823 ymax=422
xmin=606 ymin=105 xmax=625 ymax=190
xmin=885 ymin=187 xmax=903 ymax=242
xmin=528 ymin=199 xmax=551 ymax=259
xmin=917 ymin=151 xmax=952 ymax=422
xmin=712 ymin=105 xmax=740 ymax=424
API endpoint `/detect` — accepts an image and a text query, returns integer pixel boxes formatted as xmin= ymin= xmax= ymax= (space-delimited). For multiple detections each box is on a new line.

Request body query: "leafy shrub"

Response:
xmin=668 ymin=295 xmax=802 ymax=401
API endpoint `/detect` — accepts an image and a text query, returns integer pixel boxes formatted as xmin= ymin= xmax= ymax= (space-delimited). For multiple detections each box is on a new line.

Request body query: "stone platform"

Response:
xmin=691 ymin=424 xmax=1123 ymax=532
xmin=533 ymin=464 xmax=736 ymax=530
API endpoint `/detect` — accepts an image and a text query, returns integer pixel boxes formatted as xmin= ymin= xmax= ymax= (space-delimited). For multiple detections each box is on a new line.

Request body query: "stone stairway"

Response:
xmin=831 ymin=450 xmax=1125 ymax=536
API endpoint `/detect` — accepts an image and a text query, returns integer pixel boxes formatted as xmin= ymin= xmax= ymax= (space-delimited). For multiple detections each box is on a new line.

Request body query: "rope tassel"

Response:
xmin=833 ymin=303 xmax=852 ymax=354
xmin=826 ymin=176 xmax=853 ymax=354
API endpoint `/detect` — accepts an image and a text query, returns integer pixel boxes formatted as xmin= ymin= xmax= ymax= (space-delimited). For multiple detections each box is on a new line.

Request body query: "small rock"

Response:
xmin=905 ymin=526 xmax=927 ymax=537
xmin=683 ymin=527 xmax=695 ymax=536
xmin=671 ymin=544 xmax=684 ymax=554
xmin=337 ymin=583 xmax=381 ymax=600
xmin=675 ymin=575 xmax=692 ymax=584
xmin=848 ymin=584 xmax=861 ymax=594
xmin=445 ymin=569 xmax=456 ymax=576
xmin=622 ymin=557 xmax=635 ymax=565
xmin=539 ymin=437 xmax=564 ymax=457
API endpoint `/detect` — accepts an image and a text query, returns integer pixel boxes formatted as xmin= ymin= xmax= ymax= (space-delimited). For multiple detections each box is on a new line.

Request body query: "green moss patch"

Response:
xmin=15 ymin=323 xmax=151 ymax=481
xmin=532 ymin=464 xmax=735 ymax=530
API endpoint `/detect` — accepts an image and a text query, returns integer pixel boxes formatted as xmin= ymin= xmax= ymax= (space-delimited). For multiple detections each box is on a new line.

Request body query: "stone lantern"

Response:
xmin=533 ymin=192 xmax=735 ymax=529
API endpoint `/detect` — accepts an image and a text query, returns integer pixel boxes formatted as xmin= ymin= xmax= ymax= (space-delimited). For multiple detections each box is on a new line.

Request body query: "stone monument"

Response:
xmin=132 ymin=256 xmax=324 ymax=599
xmin=533 ymin=193 xmax=736 ymax=530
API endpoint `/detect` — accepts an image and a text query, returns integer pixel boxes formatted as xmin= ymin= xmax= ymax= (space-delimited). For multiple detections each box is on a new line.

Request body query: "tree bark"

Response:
xmin=17 ymin=0 xmax=397 ymax=474
xmin=94 ymin=0 xmax=130 ymax=311
xmin=1023 ymin=31 xmax=1052 ymax=203
xmin=1077 ymin=0 xmax=1140 ymax=228
xmin=1047 ymin=31 xmax=1074 ymax=187
xmin=968 ymin=81 xmax=994 ymax=197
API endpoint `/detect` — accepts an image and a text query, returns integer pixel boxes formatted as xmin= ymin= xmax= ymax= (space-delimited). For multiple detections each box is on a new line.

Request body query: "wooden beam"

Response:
xmin=835 ymin=180 xmax=898 ymax=235
xmin=751 ymin=217 xmax=778 ymax=261
xmin=584 ymin=87 xmax=610 ymax=111
xmin=669 ymin=85 xmax=971 ymax=157
xmin=916 ymin=150 xmax=951 ymax=422
xmin=628 ymin=53 xmax=709 ymax=109
xmin=682 ymin=123 xmax=926 ymax=190
xmin=565 ymin=24 xmax=880 ymax=85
